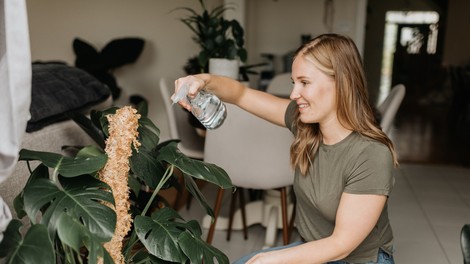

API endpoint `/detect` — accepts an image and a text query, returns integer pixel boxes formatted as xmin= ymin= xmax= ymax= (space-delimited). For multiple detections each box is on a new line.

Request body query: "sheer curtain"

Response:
xmin=0 ymin=0 xmax=31 ymax=241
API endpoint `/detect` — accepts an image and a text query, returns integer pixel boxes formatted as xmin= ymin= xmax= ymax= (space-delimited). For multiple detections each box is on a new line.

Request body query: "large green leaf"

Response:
xmin=131 ymin=250 xmax=179 ymax=264
xmin=179 ymin=230 xmax=229 ymax=264
xmin=22 ymin=175 xmax=116 ymax=242
xmin=91 ymin=107 xmax=118 ymax=138
xmin=134 ymin=99 xmax=149 ymax=117
xmin=183 ymin=174 xmax=215 ymax=217
xmin=135 ymin=206 xmax=228 ymax=264
xmin=19 ymin=148 xmax=107 ymax=177
xmin=130 ymin=148 xmax=166 ymax=189
xmin=138 ymin=116 xmax=161 ymax=151
xmin=13 ymin=163 xmax=50 ymax=218
xmin=135 ymin=207 xmax=229 ymax=263
xmin=67 ymin=111 xmax=106 ymax=149
xmin=0 ymin=220 xmax=55 ymax=264
xmin=157 ymin=142 xmax=232 ymax=189
xmin=134 ymin=208 xmax=188 ymax=263
xmin=57 ymin=213 xmax=114 ymax=264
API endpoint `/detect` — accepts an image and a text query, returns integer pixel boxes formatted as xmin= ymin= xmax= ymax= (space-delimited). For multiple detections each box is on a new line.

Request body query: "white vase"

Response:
xmin=208 ymin=58 xmax=239 ymax=80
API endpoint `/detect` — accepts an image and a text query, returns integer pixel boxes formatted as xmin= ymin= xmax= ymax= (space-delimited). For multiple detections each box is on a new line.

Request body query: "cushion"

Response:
xmin=27 ymin=62 xmax=111 ymax=132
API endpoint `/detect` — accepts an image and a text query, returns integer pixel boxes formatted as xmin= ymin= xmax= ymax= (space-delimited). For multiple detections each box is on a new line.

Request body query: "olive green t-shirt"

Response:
xmin=284 ymin=101 xmax=394 ymax=263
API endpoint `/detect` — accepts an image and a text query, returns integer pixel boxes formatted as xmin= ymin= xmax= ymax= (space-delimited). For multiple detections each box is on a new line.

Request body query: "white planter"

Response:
xmin=208 ymin=58 xmax=239 ymax=80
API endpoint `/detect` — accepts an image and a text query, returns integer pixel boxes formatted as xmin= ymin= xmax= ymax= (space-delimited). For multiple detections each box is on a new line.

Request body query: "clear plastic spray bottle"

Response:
xmin=172 ymin=83 xmax=226 ymax=129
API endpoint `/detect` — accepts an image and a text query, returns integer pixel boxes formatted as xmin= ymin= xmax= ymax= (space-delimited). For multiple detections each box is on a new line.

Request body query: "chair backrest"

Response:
xmin=204 ymin=104 xmax=294 ymax=189
xmin=377 ymin=84 xmax=406 ymax=136
xmin=266 ymin=72 xmax=292 ymax=97
xmin=159 ymin=77 xmax=204 ymax=159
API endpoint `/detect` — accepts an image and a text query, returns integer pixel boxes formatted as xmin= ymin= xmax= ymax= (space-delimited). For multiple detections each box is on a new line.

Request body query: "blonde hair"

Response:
xmin=290 ymin=34 xmax=398 ymax=176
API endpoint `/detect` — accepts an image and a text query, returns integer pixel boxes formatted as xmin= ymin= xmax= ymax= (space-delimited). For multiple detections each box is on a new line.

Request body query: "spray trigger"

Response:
xmin=172 ymin=83 xmax=190 ymax=105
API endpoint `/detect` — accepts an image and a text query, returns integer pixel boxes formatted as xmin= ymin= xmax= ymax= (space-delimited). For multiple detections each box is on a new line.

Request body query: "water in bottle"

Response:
xmin=172 ymin=83 xmax=226 ymax=129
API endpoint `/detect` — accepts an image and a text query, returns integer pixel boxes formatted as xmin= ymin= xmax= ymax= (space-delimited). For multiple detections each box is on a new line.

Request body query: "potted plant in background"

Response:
xmin=175 ymin=0 xmax=247 ymax=79
xmin=0 ymin=103 xmax=233 ymax=264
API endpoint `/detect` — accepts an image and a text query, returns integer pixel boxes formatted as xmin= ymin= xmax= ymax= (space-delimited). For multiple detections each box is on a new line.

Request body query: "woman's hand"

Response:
xmin=172 ymin=75 xmax=207 ymax=111
xmin=245 ymin=251 xmax=286 ymax=264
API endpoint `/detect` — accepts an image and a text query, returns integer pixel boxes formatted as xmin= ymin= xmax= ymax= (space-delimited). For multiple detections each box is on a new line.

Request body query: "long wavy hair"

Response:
xmin=290 ymin=34 xmax=398 ymax=176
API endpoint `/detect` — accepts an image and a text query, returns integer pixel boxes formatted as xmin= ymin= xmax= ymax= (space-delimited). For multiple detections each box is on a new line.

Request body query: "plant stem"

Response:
xmin=123 ymin=165 xmax=175 ymax=260
xmin=141 ymin=165 xmax=174 ymax=216
xmin=62 ymin=242 xmax=77 ymax=264
xmin=51 ymin=157 xmax=65 ymax=191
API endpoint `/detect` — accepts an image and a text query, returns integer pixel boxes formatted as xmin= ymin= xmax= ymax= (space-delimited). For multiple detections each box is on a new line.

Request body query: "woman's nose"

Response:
xmin=290 ymin=86 xmax=300 ymax=100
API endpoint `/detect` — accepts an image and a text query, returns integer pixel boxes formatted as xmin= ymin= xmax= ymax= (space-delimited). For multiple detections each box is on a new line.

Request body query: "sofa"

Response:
xmin=0 ymin=62 xmax=112 ymax=220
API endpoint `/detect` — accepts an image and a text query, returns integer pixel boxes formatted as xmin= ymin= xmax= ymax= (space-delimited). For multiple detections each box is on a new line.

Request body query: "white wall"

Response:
xmin=245 ymin=0 xmax=366 ymax=74
xmin=26 ymin=0 xmax=222 ymax=141
xmin=25 ymin=0 xmax=365 ymax=140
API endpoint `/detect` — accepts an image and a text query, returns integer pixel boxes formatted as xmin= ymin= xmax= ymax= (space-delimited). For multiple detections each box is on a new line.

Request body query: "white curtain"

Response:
xmin=0 ymin=0 xmax=31 ymax=241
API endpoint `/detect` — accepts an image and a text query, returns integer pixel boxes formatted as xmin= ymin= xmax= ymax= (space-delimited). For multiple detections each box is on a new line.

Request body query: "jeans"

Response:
xmin=232 ymin=242 xmax=394 ymax=264
xmin=327 ymin=248 xmax=394 ymax=264
xmin=232 ymin=242 xmax=303 ymax=264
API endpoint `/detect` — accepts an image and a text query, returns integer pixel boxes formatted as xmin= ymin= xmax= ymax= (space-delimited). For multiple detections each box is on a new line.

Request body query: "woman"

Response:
xmin=174 ymin=34 xmax=397 ymax=264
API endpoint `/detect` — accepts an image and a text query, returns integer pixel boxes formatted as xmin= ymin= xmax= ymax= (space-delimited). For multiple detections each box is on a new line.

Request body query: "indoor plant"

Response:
xmin=175 ymin=0 xmax=247 ymax=74
xmin=0 ymin=103 xmax=233 ymax=264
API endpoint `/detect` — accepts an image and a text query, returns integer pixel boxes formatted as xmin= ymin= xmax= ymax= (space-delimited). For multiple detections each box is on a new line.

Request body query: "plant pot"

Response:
xmin=209 ymin=58 xmax=239 ymax=80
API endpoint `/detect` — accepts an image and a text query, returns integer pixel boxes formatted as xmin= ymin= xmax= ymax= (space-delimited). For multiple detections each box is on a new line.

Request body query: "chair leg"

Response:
xmin=172 ymin=172 xmax=193 ymax=210
xmin=239 ymin=188 xmax=248 ymax=239
xmin=226 ymin=188 xmax=248 ymax=241
xmin=280 ymin=187 xmax=290 ymax=245
xmin=226 ymin=188 xmax=238 ymax=241
xmin=288 ymin=194 xmax=296 ymax=241
xmin=185 ymin=192 xmax=193 ymax=210
xmin=206 ymin=188 xmax=225 ymax=245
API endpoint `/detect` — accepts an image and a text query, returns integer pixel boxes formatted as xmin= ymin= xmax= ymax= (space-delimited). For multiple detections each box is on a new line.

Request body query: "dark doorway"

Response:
xmin=391 ymin=23 xmax=443 ymax=106
xmin=365 ymin=2 xmax=469 ymax=167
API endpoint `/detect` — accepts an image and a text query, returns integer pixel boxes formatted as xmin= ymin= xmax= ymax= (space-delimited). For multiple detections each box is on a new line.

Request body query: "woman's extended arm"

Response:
xmin=174 ymin=74 xmax=291 ymax=127
xmin=245 ymin=193 xmax=387 ymax=264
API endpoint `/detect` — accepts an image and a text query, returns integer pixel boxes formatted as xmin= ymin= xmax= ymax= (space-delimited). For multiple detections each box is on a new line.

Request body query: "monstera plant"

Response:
xmin=0 ymin=103 xmax=233 ymax=264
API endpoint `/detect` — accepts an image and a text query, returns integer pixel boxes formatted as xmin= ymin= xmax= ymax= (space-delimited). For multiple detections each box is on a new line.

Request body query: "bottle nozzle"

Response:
xmin=172 ymin=83 xmax=190 ymax=105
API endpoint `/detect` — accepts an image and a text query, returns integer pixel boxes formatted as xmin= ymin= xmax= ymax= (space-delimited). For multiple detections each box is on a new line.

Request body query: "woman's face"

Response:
xmin=290 ymin=55 xmax=337 ymax=125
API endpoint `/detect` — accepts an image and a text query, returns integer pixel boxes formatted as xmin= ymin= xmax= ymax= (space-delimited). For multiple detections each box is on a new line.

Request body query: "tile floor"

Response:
xmin=178 ymin=163 xmax=470 ymax=263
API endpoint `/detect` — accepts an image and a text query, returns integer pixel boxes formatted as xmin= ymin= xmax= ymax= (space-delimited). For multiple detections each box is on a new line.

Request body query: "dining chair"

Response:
xmin=203 ymin=103 xmax=295 ymax=249
xmin=159 ymin=77 xmax=205 ymax=209
xmin=376 ymin=84 xmax=406 ymax=137
xmin=266 ymin=72 xmax=292 ymax=97
xmin=159 ymin=77 xmax=205 ymax=160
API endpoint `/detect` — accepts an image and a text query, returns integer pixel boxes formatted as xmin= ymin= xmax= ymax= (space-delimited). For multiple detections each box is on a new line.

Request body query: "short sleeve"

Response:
xmin=344 ymin=142 xmax=394 ymax=196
